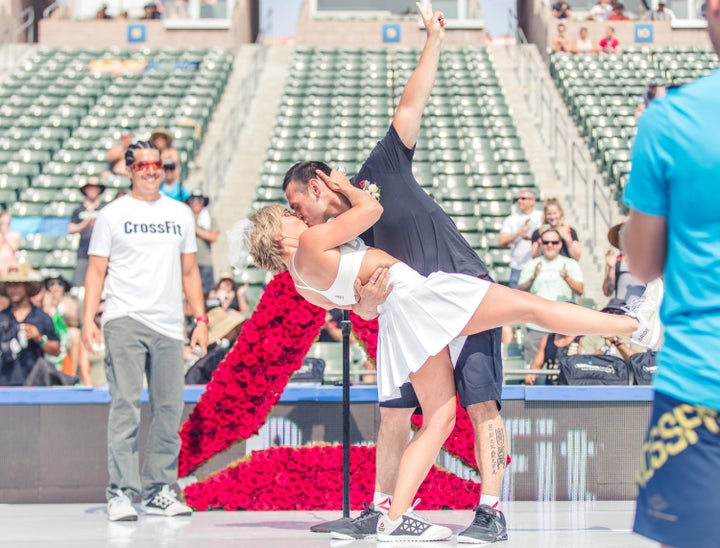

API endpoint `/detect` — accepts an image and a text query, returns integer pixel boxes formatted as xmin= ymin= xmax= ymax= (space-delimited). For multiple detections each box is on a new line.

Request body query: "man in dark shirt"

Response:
xmin=0 ymin=264 xmax=60 ymax=385
xmin=283 ymin=4 xmax=507 ymax=543
xmin=68 ymin=177 xmax=106 ymax=288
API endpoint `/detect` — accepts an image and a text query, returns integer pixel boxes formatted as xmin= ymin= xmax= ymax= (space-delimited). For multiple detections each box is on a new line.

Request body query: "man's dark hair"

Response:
xmin=124 ymin=140 xmax=159 ymax=167
xmin=282 ymin=161 xmax=332 ymax=192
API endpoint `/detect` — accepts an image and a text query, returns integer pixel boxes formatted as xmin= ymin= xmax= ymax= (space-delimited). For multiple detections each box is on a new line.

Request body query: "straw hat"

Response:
xmin=207 ymin=307 xmax=245 ymax=345
xmin=0 ymin=263 xmax=44 ymax=297
xmin=149 ymin=128 xmax=173 ymax=147
xmin=607 ymin=222 xmax=625 ymax=249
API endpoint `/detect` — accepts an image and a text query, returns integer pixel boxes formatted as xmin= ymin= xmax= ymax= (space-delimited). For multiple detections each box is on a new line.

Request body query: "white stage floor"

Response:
xmin=0 ymin=501 xmax=656 ymax=547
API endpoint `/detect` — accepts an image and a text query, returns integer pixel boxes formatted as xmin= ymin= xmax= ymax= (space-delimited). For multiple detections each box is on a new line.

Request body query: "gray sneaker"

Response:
xmin=457 ymin=504 xmax=508 ymax=544
xmin=330 ymin=503 xmax=383 ymax=540
xmin=627 ymin=278 xmax=664 ymax=349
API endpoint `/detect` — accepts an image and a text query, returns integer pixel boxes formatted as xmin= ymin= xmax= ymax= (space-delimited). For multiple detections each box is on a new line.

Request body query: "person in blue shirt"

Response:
xmin=159 ymin=159 xmax=190 ymax=202
xmin=622 ymin=3 xmax=720 ymax=545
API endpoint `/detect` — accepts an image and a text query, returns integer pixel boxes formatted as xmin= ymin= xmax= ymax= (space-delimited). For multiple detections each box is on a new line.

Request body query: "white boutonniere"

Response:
xmin=359 ymin=180 xmax=381 ymax=201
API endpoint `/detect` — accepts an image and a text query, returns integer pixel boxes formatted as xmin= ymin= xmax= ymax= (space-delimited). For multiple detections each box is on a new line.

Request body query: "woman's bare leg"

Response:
xmin=460 ymin=284 xmax=639 ymax=338
xmin=388 ymin=348 xmax=456 ymax=521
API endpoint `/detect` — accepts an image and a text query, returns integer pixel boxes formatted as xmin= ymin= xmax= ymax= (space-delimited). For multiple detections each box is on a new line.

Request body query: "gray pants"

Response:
xmin=104 ymin=317 xmax=184 ymax=501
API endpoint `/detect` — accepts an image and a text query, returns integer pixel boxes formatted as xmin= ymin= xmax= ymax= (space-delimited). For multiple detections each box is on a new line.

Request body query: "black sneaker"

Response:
xmin=330 ymin=503 xmax=383 ymax=540
xmin=457 ymin=504 xmax=508 ymax=544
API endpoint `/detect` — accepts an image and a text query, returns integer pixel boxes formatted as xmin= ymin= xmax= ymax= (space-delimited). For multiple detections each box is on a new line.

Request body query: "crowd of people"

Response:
xmin=553 ymin=23 xmax=623 ymax=54
xmin=553 ymin=0 xmax=678 ymax=22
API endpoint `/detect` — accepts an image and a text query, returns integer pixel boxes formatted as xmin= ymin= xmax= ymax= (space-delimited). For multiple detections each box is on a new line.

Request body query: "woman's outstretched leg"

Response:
xmin=387 ymin=348 xmax=456 ymax=520
xmin=460 ymin=280 xmax=661 ymax=343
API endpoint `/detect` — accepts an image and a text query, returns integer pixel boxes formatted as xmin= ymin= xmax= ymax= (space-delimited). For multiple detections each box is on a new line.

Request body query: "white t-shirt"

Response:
xmin=519 ymin=255 xmax=584 ymax=333
xmin=88 ymin=194 xmax=197 ymax=340
xmin=500 ymin=209 xmax=543 ymax=270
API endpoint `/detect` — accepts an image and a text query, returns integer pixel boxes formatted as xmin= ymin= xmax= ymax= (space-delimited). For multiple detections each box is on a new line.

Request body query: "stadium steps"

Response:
xmin=492 ymin=44 xmax=621 ymax=304
xmin=190 ymin=45 xmax=294 ymax=275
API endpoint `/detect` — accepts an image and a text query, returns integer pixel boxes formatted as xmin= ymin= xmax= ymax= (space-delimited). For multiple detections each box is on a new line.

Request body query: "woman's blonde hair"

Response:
xmin=249 ymin=204 xmax=288 ymax=274
xmin=542 ymin=197 xmax=565 ymax=225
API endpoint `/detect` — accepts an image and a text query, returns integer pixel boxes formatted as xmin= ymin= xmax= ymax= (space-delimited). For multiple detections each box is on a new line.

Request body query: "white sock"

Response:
xmin=373 ymin=491 xmax=392 ymax=513
xmin=479 ymin=494 xmax=500 ymax=510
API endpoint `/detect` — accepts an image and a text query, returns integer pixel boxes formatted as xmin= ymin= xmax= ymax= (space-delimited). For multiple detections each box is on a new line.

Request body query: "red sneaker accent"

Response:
xmin=377 ymin=497 xmax=392 ymax=511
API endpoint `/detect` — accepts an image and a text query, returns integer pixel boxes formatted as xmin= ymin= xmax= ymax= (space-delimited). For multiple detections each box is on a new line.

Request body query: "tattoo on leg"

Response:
xmin=495 ymin=427 xmax=506 ymax=473
xmin=488 ymin=424 xmax=498 ymax=475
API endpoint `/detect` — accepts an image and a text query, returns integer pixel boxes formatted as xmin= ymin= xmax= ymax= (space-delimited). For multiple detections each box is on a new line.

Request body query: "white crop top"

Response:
xmin=293 ymin=237 xmax=368 ymax=306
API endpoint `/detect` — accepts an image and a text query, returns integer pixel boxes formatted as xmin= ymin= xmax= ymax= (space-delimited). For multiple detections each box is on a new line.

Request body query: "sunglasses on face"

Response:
xmin=541 ymin=240 xmax=561 ymax=246
xmin=46 ymin=281 xmax=64 ymax=287
xmin=518 ymin=196 xmax=534 ymax=201
xmin=131 ymin=160 xmax=162 ymax=172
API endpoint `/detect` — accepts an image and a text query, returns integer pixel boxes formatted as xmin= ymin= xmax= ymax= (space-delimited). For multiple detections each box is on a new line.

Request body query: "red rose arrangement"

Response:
xmin=184 ymin=444 xmax=480 ymax=511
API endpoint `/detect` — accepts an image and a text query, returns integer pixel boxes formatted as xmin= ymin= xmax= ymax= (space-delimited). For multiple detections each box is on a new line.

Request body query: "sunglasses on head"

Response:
xmin=131 ymin=160 xmax=162 ymax=172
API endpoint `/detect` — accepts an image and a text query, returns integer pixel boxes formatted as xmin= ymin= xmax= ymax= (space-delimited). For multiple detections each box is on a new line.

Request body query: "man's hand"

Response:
xmin=316 ymin=168 xmax=353 ymax=195
xmin=351 ymin=267 xmax=393 ymax=320
xmin=81 ymin=322 xmax=102 ymax=355
xmin=534 ymin=262 xmax=543 ymax=277
xmin=417 ymin=1 xmax=446 ymax=40
xmin=190 ymin=322 xmax=209 ymax=358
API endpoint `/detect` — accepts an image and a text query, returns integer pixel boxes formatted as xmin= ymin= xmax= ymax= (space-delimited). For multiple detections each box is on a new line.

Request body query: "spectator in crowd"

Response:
xmin=95 ymin=4 xmax=113 ymax=19
xmin=602 ymin=221 xmax=646 ymax=308
xmin=499 ymin=189 xmax=542 ymax=288
xmin=573 ymin=26 xmax=599 ymax=53
xmin=159 ymin=159 xmax=190 ymax=202
xmin=318 ymin=308 xmax=344 ymax=342
xmin=623 ymin=3 xmax=720 ymax=543
xmin=82 ymin=140 xmax=207 ymax=522
xmin=185 ymin=307 xmax=245 ymax=384
xmin=142 ymin=2 xmax=163 ymax=19
xmin=150 ymin=129 xmax=180 ymax=167
xmin=78 ymin=300 xmax=106 ymax=387
xmin=42 ymin=273 xmax=85 ymax=384
xmin=530 ymin=197 xmax=581 ymax=260
xmin=552 ymin=23 xmax=573 ymax=52
xmin=0 ymin=264 xmax=60 ymax=386
xmin=646 ymin=1 xmax=676 ymax=20
xmin=68 ymin=177 xmax=106 ymax=289
xmin=107 ymin=132 xmax=134 ymax=176
xmin=524 ymin=332 xmax=583 ymax=385
xmin=0 ymin=209 xmax=19 ymax=271
xmin=552 ymin=1 xmax=572 ymax=19
xmin=609 ymin=3 xmax=630 ymax=20
xmin=519 ymin=228 xmax=584 ymax=363
xmin=589 ymin=0 xmax=613 ymax=20
xmin=599 ymin=26 xmax=622 ymax=53
xmin=207 ymin=271 xmax=249 ymax=315
xmin=186 ymin=189 xmax=217 ymax=296
xmin=642 ymin=79 xmax=661 ymax=106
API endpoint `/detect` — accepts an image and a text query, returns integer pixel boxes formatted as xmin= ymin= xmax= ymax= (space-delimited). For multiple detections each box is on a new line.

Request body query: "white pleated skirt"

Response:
xmin=376 ymin=262 xmax=491 ymax=400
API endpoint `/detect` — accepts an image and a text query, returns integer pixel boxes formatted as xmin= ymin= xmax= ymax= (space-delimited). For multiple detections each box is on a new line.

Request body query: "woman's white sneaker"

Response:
xmin=376 ymin=500 xmax=452 ymax=542
xmin=627 ymin=278 xmax=664 ymax=350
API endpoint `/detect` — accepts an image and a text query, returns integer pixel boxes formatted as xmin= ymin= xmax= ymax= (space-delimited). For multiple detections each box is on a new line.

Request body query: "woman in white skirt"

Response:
xmin=248 ymin=168 xmax=662 ymax=541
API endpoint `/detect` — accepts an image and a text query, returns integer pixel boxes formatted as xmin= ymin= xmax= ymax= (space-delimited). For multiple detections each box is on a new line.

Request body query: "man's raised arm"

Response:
xmin=392 ymin=2 xmax=446 ymax=150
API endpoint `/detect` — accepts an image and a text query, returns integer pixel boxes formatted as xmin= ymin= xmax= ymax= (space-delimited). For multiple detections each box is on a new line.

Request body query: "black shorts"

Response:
xmin=378 ymin=326 xmax=503 ymax=411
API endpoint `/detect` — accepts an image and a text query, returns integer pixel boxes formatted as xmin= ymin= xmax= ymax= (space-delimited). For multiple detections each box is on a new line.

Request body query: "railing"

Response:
xmin=16 ymin=6 xmax=35 ymax=44
xmin=506 ymin=13 xmax=615 ymax=248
